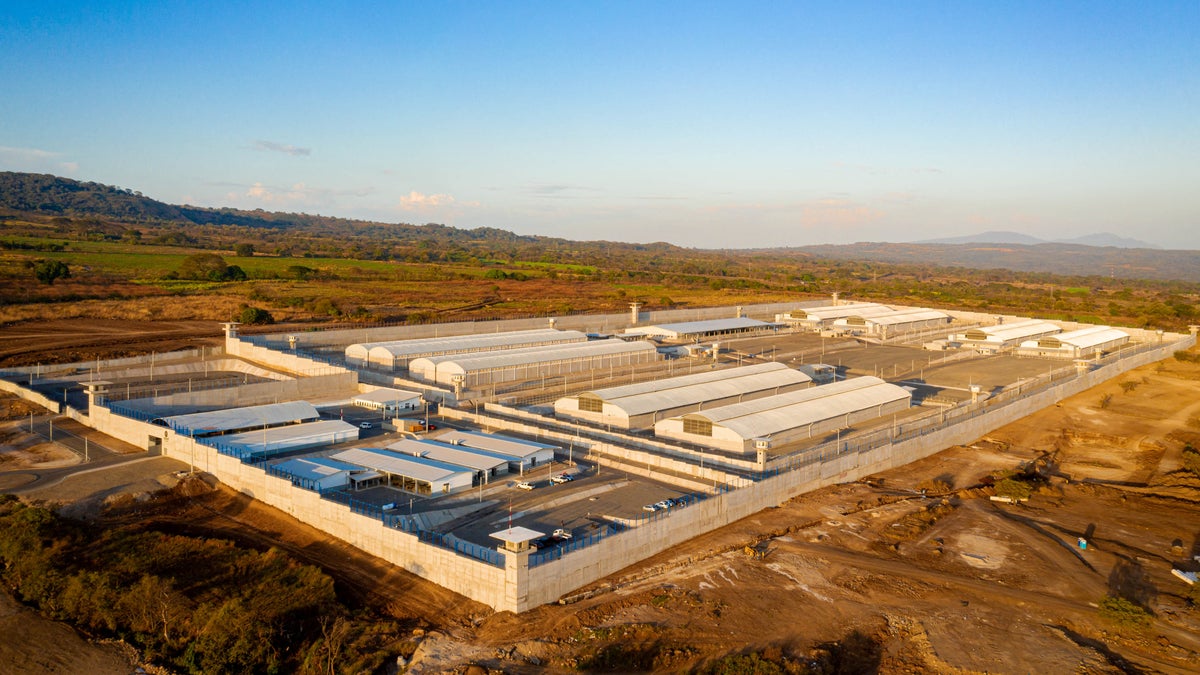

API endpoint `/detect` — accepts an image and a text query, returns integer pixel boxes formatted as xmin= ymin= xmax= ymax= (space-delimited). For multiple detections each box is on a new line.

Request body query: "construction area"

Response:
xmin=0 ymin=299 xmax=1196 ymax=620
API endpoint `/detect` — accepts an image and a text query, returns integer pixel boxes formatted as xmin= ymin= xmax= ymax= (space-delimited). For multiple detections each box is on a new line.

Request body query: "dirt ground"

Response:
xmin=4 ymin=335 xmax=1200 ymax=673
xmin=0 ymin=319 xmax=225 ymax=367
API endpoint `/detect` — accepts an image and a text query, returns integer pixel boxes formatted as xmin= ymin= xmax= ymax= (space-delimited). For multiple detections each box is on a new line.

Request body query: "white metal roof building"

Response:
xmin=158 ymin=401 xmax=320 ymax=437
xmin=776 ymin=302 xmax=891 ymax=330
xmin=268 ymin=456 xmax=365 ymax=491
xmin=621 ymin=317 xmax=775 ymax=341
xmin=832 ymin=308 xmax=951 ymax=339
xmin=352 ymin=387 xmax=423 ymax=412
xmin=553 ymin=362 xmax=813 ymax=430
xmin=204 ymin=419 xmax=360 ymax=460
xmin=387 ymin=438 xmax=510 ymax=482
xmin=434 ymin=430 xmax=556 ymax=471
xmin=408 ymin=339 xmax=659 ymax=389
xmin=654 ymin=376 xmax=912 ymax=453
xmin=953 ymin=319 xmax=1062 ymax=349
xmin=1016 ymin=325 xmax=1131 ymax=359
xmin=331 ymin=447 xmax=475 ymax=495
xmin=344 ymin=329 xmax=587 ymax=371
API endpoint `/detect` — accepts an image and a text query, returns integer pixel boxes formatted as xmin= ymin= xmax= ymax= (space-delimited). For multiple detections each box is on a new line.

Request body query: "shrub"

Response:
xmin=33 ymin=259 xmax=71 ymax=285
xmin=994 ymin=477 xmax=1033 ymax=501
xmin=1098 ymin=595 xmax=1151 ymax=627
xmin=1183 ymin=445 xmax=1200 ymax=475
xmin=237 ymin=306 xmax=274 ymax=325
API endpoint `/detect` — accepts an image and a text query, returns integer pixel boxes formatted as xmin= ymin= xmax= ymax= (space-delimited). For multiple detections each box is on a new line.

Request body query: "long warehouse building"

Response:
xmin=409 ymin=339 xmax=658 ymax=389
xmin=344 ymin=328 xmax=588 ymax=371
xmin=833 ymin=307 xmax=951 ymax=339
xmin=157 ymin=400 xmax=320 ymax=437
xmin=776 ymin=302 xmax=893 ymax=331
xmin=554 ymin=362 xmax=813 ymax=430
xmin=621 ymin=317 xmax=775 ymax=341
xmin=204 ymin=419 xmax=360 ymax=460
xmin=953 ymin=318 xmax=1061 ymax=350
xmin=1016 ymin=325 xmax=1130 ymax=359
xmin=655 ymin=376 xmax=912 ymax=453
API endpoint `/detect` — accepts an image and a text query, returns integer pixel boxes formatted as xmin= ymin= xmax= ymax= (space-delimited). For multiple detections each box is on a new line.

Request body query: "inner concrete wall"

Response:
xmin=113 ymin=372 xmax=358 ymax=417
xmin=263 ymin=301 xmax=823 ymax=350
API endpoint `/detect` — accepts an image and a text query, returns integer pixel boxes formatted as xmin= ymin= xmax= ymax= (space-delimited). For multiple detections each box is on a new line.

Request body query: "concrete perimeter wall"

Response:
xmin=225 ymin=335 xmax=355 ymax=377
xmin=78 ymin=400 xmax=511 ymax=609
xmin=43 ymin=318 xmax=1195 ymax=614
xmin=512 ymin=334 xmax=1193 ymax=610
xmin=0 ymin=378 xmax=62 ymax=413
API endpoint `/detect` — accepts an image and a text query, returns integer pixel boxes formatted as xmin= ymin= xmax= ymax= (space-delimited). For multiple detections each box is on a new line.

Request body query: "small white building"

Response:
xmin=352 ymin=387 xmax=423 ymax=412
xmin=269 ymin=456 xmax=365 ymax=491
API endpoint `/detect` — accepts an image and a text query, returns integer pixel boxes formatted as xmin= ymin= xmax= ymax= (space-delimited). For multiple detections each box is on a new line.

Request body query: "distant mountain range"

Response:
xmin=1 ymin=171 xmax=1197 ymax=283
xmin=915 ymin=230 xmax=1160 ymax=249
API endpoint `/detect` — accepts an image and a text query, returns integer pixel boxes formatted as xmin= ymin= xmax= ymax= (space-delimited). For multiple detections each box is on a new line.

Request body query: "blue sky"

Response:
xmin=2 ymin=1 xmax=1197 ymax=249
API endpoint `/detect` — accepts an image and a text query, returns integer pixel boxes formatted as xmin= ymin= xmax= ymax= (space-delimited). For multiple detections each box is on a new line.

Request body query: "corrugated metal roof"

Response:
xmin=434 ymin=430 xmax=556 ymax=459
xmin=963 ymin=320 xmax=1060 ymax=342
xmin=682 ymin=376 xmax=911 ymax=439
xmin=798 ymin=303 xmax=890 ymax=320
xmin=623 ymin=317 xmax=771 ymax=337
xmin=355 ymin=329 xmax=585 ymax=359
xmin=217 ymin=419 xmax=358 ymax=449
xmin=332 ymin=447 xmax=471 ymax=483
xmin=271 ymin=456 xmax=362 ymax=482
xmin=860 ymin=308 xmax=950 ymax=326
xmin=1033 ymin=326 xmax=1128 ymax=350
xmin=161 ymin=401 xmax=319 ymax=434
xmin=576 ymin=362 xmax=812 ymax=418
xmin=387 ymin=438 xmax=508 ymax=472
xmin=413 ymin=339 xmax=655 ymax=374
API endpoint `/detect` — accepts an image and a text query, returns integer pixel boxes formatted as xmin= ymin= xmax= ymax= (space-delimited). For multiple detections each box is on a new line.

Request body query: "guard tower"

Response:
xmin=490 ymin=526 xmax=544 ymax=554
xmin=84 ymin=380 xmax=113 ymax=408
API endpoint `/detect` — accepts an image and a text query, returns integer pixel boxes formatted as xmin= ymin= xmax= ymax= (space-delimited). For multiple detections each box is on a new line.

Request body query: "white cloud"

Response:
xmin=0 ymin=146 xmax=80 ymax=174
xmin=224 ymin=181 xmax=373 ymax=209
xmin=253 ymin=140 xmax=311 ymax=156
xmin=398 ymin=190 xmax=455 ymax=210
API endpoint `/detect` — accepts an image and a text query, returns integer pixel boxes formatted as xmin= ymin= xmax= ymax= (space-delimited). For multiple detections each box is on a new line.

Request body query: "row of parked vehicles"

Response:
xmin=643 ymin=497 xmax=682 ymax=512
xmin=516 ymin=472 xmax=574 ymax=490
